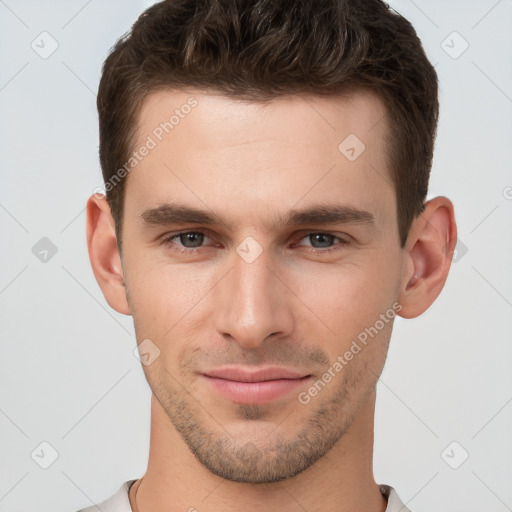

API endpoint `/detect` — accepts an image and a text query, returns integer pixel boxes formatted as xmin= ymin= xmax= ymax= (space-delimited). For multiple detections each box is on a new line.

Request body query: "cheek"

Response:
xmin=124 ymin=249 xmax=220 ymax=339
xmin=125 ymin=261 xmax=211 ymax=386
xmin=290 ymin=254 xmax=400 ymax=340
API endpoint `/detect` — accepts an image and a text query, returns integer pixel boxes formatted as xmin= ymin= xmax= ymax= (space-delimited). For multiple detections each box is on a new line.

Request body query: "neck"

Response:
xmin=130 ymin=390 xmax=387 ymax=512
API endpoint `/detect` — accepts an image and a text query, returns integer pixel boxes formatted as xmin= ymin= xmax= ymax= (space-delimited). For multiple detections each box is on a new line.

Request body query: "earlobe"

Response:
xmin=86 ymin=194 xmax=131 ymax=316
xmin=397 ymin=196 xmax=457 ymax=319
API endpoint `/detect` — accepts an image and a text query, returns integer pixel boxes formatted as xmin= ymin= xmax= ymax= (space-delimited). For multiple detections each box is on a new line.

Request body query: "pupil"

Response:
xmin=311 ymin=233 xmax=333 ymax=248
xmin=181 ymin=232 xmax=203 ymax=247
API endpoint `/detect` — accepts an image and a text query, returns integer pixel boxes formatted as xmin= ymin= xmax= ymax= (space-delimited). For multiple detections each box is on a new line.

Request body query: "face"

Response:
xmin=120 ymin=88 xmax=404 ymax=483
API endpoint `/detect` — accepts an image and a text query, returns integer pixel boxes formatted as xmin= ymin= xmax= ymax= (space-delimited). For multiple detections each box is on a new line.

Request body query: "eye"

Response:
xmin=301 ymin=233 xmax=336 ymax=248
xmin=160 ymin=230 xmax=350 ymax=256
xmin=174 ymin=232 xmax=206 ymax=248
xmin=161 ymin=231 xmax=215 ymax=253
xmin=294 ymin=232 xmax=350 ymax=252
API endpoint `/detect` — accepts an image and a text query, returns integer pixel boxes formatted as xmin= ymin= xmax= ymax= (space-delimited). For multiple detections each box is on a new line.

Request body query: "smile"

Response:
xmin=201 ymin=367 xmax=312 ymax=404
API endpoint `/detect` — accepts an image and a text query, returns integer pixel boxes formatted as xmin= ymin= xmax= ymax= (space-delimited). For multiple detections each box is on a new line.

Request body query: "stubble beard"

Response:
xmin=153 ymin=363 xmax=377 ymax=484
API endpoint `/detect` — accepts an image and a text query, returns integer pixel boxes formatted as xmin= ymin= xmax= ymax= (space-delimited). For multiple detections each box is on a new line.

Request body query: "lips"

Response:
xmin=204 ymin=367 xmax=308 ymax=382
xmin=202 ymin=366 xmax=312 ymax=404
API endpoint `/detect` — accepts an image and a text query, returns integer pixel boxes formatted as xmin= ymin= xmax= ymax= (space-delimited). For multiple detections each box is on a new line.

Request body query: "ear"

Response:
xmin=397 ymin=196 xmax=457 ymax=319
xmin=86 ymin=193 xmax=131 ymax=315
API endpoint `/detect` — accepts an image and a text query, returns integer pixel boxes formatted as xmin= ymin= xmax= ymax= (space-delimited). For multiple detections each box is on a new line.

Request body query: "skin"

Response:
xmin=87 ymin=88 xmax=457 ymax=512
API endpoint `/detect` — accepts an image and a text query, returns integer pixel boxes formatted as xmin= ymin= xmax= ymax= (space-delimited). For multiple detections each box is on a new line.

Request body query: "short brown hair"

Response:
xmin=97 ymin=0 xmax=438 ymax=252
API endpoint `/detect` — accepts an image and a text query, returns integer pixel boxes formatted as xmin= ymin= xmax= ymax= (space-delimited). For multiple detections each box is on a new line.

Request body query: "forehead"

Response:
xmin=124 ymin=87 xmax=395 ymax=232
xmin=135 ymin=87 xmax=389 ymax=149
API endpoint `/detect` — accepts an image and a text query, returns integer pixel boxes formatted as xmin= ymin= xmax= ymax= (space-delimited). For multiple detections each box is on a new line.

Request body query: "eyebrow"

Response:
xmin=140 ymin=202 xmax=375 ymax=230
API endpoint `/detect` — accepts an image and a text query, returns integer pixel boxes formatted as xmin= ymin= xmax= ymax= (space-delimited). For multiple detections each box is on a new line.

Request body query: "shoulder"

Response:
xmin=379 ymin=483 xmax=413 ymax=512
xmin=75 ymin=480 xmax=137 ymax=512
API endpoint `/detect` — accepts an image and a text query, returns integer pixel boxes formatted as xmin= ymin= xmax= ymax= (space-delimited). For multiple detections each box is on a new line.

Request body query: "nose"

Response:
xmin=213 ymin=245 xmax=294 ymax=349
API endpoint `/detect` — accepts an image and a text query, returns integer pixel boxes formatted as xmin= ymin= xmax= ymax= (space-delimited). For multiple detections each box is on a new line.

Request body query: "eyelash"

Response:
xmin=160 ymin=231 xmax=350 ymax=255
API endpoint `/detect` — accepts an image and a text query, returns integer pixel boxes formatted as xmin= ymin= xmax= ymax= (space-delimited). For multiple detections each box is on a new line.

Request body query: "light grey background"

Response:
xmin=1 ymin=1 xmax=511 ymax=511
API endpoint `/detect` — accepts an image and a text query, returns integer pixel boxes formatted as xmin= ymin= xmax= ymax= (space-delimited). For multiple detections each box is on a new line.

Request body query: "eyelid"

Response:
xmin=298 ymin=231 xmax=348 ymax=242
xmin=293 ymin=230 xmax=351 ymax=243
xmin=161 ymin=230 xmax=216 ymax=249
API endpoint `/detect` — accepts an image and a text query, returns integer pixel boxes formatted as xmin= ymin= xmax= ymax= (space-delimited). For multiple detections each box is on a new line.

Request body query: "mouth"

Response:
xmin=202 ymin=367 xmax=312 ymax=404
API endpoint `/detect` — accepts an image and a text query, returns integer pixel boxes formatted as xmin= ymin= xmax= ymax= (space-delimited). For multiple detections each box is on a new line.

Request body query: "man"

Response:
xmin=81 ymin=0 xmax=457 ymax=510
